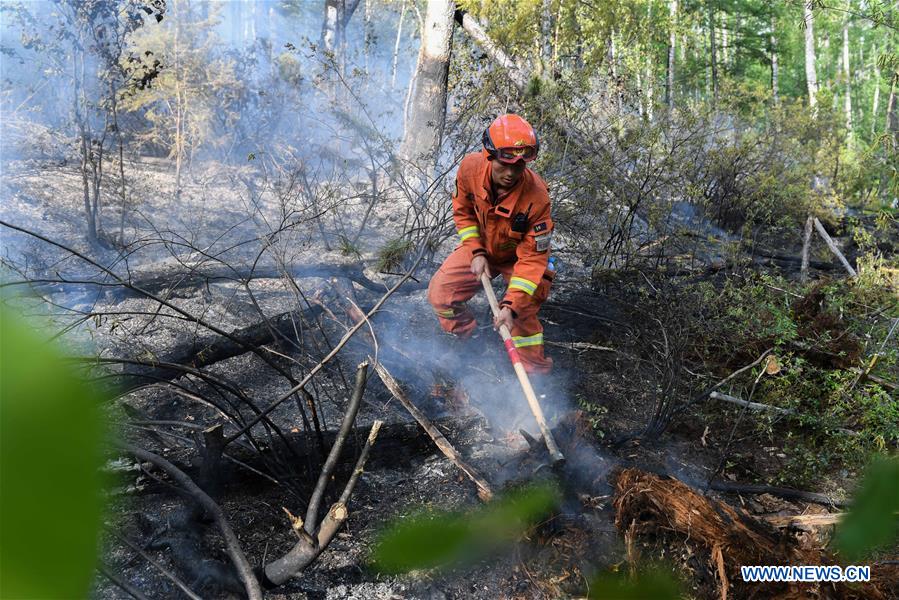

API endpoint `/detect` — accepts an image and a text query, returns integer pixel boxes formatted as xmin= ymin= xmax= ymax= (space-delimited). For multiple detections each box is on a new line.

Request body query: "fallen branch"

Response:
xmin=309 ymin=277 xmax=495 ymax=501
xmin=749 ymin=247 xmax=836 ymax=271
xmin=27 ymin=262 xmax=423 ymax=299
xmin=689 ymin=349 xmax=772 ymax=406
xmin=223 ymin=242 xmax=429 ymax=445
xmin=709 ymin=391 xmax=792 ymax=414
xmin=97 ymin=564 xmax=149 ymax=600
xmin=764 ymin=512 xmax=845 ymax=529
xmin=708 ymin=480 xmax=851 ymax=508
xmin=813 ymin=217 xmax=857 ymax=277
xmin=121 ymin=443 xmax=262 ymax=600
xmin=117 ymin=306 xmax=322 ymax=392
xmin=708 ymin=391 xmax=860 ymax=436
xmin=107 ymin=528 xmax=203 ymax=600
xmin=545 ymin=341 xmax=615 ymax=352
xmin=801 ymin=215 xmax=813 ymax=282
xmin=848 ymin=369 xmax=897 ymax=391
xmin=373 ymin=359 xmax=495 ymax=502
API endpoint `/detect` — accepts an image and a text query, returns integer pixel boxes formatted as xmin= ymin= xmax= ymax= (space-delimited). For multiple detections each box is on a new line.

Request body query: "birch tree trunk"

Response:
xmin=665 ymin=0 xmax=677 ymax=108
xmin=709 ymin=2 xmax=718 ymax=106
xmin=872 ymin=45 xmax=881 ymax=135
xmin=608 ymin=31 xmax=621 ymax=114
xmin=541 ymin=0 xmax=553 ymax=74
xmin=174 ymin=8 xmax=183 ymax=195
xmin=770 ymin=12 xmax=779 ymax=105
xmin=803 ymin=1 xmax=818 ymax=110
xmin=721 ymin=21 xmax=729 ymax=68
xmin=887 ymin=75 xmax=898 ymax=150
xmin=390 ymin=0 xmax=407 ymax=89
xmin=321 ymin=0 xmax=345 ymax=65
xmin=399 ymin=0 xmax=455 ymax=183
xmin=552 ymin=0 xmax=562 ymax=75
xmin=842 ymin=21 xmax=852 ymax=135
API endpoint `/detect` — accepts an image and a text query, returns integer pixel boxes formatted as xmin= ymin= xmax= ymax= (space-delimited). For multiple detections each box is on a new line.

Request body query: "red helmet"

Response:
xmin=482 ymin=114 xmax=539 ymax=164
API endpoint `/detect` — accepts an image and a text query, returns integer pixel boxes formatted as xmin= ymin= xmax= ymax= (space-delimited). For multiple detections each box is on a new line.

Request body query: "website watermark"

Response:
xmin=741 ymin=565 xmax=871 ymax=583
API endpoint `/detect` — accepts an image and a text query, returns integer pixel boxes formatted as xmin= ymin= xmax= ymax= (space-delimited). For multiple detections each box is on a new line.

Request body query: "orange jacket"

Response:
xmin=452 ymin=151 xmax=553 ymax=315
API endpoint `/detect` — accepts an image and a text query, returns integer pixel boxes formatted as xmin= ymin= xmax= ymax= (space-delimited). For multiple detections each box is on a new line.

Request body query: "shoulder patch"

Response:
xmin=534 ymin=221 xmax=548 ymax=233
xmin=535 ymin=232 xmax=551 ymax=252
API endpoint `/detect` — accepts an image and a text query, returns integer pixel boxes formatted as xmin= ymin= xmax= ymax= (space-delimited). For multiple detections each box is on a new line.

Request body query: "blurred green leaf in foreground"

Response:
xmin=588 ymin=567 xmax=682 ymax=599
xmin=832 ymin=456 xmax=899 ymax=561
xmin=371 ymin=482 xmax=560 ymax=574
xmin=0 ymin=306 xmax=106 ymax=599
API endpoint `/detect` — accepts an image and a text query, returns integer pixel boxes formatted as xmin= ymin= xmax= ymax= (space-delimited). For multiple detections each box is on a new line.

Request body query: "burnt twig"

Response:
xmin=121 ymin=443 xmax=262 ymax=600
xmin=304 ymin=361 xmax=369 ymax=534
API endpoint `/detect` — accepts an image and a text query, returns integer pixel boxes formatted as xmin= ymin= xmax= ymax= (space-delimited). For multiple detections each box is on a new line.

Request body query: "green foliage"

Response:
xmin=0 ymin=307 xmax=107 ymax=598
xmin=832 ymin=456 xmax=899 ymax=561
xmin=588 ymin=566 xmax=682 ymax=599
xmin=375 ymin=237 xmax=413 ymax=272
xmin=577 ymin=393 xmax=609 ymax=439
xmin=121 ymin=0 xmax=240 ymax=160
xmin=370 ymin=483 xmax=560 ymax=574
xmin=334 ymin=234 xmax=362 ymax=259
xmin=709 ymin=276 xmax=897 ymax=484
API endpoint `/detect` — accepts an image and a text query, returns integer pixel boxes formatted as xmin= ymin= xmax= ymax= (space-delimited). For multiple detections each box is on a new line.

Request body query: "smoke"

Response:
xmin=366 ymin=284 xmax=619 ymax=489
xmin=1 ymin=1 xmax=419 ymax=161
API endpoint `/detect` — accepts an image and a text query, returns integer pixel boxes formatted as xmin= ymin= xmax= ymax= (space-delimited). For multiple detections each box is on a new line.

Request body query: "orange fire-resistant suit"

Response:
xmin=427 ymin=151 xmax=555 ymax=374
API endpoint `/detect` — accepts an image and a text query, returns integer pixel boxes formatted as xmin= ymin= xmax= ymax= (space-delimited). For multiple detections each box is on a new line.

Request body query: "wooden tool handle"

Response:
xmin=479 ymin=273 xmax=565 ymax=465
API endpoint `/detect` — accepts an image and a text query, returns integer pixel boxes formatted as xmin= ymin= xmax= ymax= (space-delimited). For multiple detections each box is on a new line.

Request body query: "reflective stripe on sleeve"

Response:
xmin=457 ymin=225 xmax=479 ymax=242
xmin=509 ymin=276 xmax=538 ymax=295
xmin=512 ymin=333 xmax=544 ymax=348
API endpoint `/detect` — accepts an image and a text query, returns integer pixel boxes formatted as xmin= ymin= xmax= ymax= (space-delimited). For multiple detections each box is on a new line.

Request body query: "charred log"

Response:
xmin=117 ymin=306 xmax=323 ymax=393
xmin=23 ymin=262 xmax=425 ymax=301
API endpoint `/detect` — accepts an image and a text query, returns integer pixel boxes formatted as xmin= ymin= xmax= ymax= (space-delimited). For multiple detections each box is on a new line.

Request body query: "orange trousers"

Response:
xmin=427 ymin=245 xmax=553 ymax=374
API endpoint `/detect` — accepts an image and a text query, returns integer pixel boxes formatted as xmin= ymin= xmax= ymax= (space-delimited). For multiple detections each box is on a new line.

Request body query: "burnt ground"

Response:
xmin=91 ymin=271 xmax=809 ymax=600
xmin=92 ymin=281 xmax=631 ymax=600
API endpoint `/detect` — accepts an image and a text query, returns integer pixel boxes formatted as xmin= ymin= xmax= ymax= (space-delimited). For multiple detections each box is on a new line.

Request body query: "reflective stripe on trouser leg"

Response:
xmin=506 ymin=299 xmax=552 ymax=375
xmin=512 ymin=333 xmax=544 ymax=348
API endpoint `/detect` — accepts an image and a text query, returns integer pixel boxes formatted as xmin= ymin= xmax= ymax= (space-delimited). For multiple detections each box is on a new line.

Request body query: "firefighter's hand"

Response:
xmin=470 ymin=255 xmax=490 ymax=278
xmin=494 ymin=306 xmax=514 ymax=332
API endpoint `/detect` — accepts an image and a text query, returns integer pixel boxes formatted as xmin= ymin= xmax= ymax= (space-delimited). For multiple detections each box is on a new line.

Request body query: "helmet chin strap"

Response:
xmin=482 ymin=126 xmax=498 ymax=159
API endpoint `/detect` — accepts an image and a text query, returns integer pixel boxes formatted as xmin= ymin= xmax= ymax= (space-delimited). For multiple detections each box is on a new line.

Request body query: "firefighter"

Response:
xmin=428 ymin=113 xmax=554 ymax=374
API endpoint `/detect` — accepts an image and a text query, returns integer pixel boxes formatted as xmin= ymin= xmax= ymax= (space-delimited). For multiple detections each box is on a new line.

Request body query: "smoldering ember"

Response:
xmin=0 ymin=1 xmax=897 ymax=599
